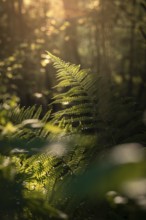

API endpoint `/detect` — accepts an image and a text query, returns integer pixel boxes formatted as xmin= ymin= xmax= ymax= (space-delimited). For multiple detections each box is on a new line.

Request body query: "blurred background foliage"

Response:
xmin=0 ymin=0 xmax=146 ymax=219
xmin=0 ymin=0 xmax=146 ymax=108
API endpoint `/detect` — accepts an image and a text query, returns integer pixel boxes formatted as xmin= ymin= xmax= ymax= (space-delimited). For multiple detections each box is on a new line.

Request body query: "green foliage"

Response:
xmin=1 ymin=0 xmax=146 ymax=218
xmin=0 ymin=155 xmax=67 ymax=220
xmin=48 ymin=53 xmax=146 ymax=146
xmin=47 ymin=52 xmax=98 ymax=132
xmin=0 ymin=53 xmax=146 ymax=220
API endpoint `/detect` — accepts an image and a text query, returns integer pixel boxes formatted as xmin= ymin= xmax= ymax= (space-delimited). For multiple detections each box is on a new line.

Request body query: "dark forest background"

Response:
xmin=0 ymin=0 xmax=146 ymax=109
xmin=1 ymin=1 xmax=146 ymax=220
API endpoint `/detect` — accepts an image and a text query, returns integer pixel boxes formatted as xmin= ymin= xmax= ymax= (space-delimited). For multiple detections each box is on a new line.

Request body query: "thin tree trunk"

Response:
xmin=62 ymin=0 xmax=81 ymax=64
xmin=128 ymin=0 xmax=137 ymax=95
xmin=17 ymin=0 xmax=24 ymax=38
xmin=98 ymin=0 xmax=112 ymax=121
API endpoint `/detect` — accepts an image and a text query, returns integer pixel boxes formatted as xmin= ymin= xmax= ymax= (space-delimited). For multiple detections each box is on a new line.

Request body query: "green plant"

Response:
xmin=0 ymin=53 xmax=146 ymax=220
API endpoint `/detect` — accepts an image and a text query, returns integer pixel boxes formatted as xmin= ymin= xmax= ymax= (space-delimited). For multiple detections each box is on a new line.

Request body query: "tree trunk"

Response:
xmin=128 ymin=0 xmax=137 ymax=95
xmin=62 ymin=0 xmax=81 ymax=64
xmin=97 ymin=0 xmax=112 ymax=121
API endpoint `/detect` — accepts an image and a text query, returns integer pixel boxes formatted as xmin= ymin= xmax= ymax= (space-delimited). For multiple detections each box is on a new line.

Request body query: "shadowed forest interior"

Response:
xmin=0 ymin=0 xmax=146 ymax=219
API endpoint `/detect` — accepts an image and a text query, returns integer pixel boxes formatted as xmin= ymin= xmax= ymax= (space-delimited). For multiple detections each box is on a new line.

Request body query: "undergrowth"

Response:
xmin=0 ymin=53 xmax=146 ymax=220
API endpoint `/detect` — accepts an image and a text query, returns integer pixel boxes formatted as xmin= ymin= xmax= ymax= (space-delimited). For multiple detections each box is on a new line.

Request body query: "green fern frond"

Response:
xmin=3 ymin=105 xmax=52 ymax=149
xmin=47 ymin=52 xmax=98 ymax=132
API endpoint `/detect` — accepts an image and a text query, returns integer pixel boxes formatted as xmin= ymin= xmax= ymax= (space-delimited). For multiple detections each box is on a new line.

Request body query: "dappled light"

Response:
xmin=110 ymin=143 xmax=145 ymax=164
xmin=0 ymin=0 xmax=146 ymax=219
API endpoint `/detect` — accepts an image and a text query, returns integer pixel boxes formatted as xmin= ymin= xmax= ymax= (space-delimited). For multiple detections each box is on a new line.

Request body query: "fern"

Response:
xmin=0 ymin=53 xmax=146 ymax=220
xmin=47 ymin=52 xmax=98 ymax=132
xmin=46 ymin=53 xmax=145 ymax=155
